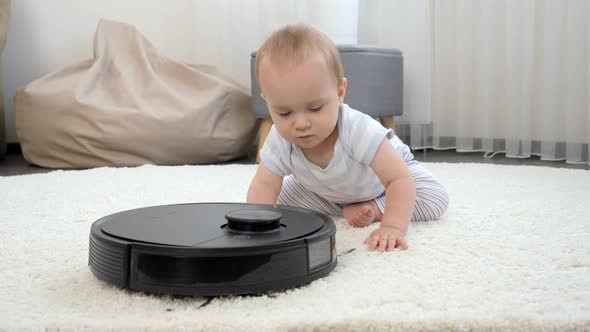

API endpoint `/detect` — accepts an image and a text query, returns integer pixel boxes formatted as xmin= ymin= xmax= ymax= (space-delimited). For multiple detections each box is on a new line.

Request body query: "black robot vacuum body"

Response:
xmin=89 ymin=203 xmax=337 ymax=296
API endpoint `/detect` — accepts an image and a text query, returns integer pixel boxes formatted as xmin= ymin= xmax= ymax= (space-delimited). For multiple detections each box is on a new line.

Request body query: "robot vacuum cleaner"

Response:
xmin=89 ymin=203 xmax=337 ymax=296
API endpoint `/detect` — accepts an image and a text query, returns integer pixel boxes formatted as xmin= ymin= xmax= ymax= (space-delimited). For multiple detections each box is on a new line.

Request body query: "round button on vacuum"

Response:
xmin=225 ymin=209 xmax=282 ymax=232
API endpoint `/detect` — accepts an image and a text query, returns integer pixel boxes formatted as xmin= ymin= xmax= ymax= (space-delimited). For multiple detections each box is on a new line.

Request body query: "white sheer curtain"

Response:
xmin=359 ymin=0 xmax=590 ymax=165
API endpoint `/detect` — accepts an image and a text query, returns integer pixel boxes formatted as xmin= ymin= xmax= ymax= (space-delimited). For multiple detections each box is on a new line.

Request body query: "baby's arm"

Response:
xmin=367 ymin=138 xmax=416 ymax=251
xmin=247 ymin=163 xmax=284 ymax=205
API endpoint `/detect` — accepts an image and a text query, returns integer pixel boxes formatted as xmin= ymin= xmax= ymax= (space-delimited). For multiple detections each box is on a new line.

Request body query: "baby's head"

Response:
xmin=256 ymin=24 xmax=344 ymax=89
xmin=256 ymin=24 xmax=347 ymax=150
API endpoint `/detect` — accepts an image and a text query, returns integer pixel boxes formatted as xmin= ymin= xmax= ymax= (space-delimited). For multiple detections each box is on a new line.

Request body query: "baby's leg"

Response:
xmin=408 ymin=161 xmax=449 ymax=221
xmin=277 ymin=175 xmax=342 ymax=216
xmin=278 ymin=176 xmax=372 ymax=227
xmin=372 ymin=161 xmax=449 ymax=221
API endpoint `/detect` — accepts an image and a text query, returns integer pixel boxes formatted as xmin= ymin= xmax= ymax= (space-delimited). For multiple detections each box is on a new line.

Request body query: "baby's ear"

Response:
xmin=338 ymin=77 xmax=348 ymax=103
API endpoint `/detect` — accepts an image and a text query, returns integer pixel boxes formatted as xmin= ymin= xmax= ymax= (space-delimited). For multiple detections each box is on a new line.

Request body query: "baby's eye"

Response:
xmin=278 ymin=112 xmax=291 ymax=117
xmin=309 ymin=106 xmax=323 ymax=112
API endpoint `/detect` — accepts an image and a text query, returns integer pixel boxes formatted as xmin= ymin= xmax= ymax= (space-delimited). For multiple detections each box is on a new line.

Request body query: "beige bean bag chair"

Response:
xmin=15 ymin=19 xmax=256 ymax=168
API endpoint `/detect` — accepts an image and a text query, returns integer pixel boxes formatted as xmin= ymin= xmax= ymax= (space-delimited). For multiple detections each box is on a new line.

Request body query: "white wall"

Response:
xmin=2 ymin=0 xmax=358 ymax=143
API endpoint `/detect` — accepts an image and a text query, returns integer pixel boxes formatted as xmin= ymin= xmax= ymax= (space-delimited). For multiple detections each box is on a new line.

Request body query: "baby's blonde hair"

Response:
xmin=255 ymin=24 xmax=344 ymax=87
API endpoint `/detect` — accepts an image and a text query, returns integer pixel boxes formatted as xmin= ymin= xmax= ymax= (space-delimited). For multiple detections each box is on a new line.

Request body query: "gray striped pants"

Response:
xmin=277 ymin=161 xmax=449 ymax=221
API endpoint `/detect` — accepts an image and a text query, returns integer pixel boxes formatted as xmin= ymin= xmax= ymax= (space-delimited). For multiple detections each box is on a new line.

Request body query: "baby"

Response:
xmin=247 ymin=24 xmax=449 ymax=252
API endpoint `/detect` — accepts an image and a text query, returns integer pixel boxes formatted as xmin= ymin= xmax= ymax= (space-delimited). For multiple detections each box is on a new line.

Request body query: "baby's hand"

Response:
xmin=364 ymin=226 xmax=408 ymax=252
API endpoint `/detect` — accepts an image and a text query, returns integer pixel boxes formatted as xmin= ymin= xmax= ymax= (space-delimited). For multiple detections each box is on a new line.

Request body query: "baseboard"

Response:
xmin=6 ymin=143 xmax=22 ymax=154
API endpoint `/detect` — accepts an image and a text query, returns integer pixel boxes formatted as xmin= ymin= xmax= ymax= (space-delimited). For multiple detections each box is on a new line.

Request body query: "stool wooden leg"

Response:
xmin=379 ymin=116 xmax=397 ymax=134
xmin=256 ymin=118 xmax=273 ymax=163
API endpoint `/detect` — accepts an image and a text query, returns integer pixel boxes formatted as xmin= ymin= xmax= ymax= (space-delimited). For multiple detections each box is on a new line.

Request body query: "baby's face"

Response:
xmin=258 ymin=53 xmax=346 ymax=151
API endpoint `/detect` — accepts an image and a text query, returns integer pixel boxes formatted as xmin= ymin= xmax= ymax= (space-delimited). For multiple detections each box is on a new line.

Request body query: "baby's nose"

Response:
xmin=294 ymin=116 xmax=310 ymax=130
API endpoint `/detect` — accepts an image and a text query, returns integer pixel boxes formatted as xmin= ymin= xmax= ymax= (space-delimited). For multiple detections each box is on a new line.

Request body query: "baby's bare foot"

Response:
xmin=343 ymin=202 xmax=375 ymax=228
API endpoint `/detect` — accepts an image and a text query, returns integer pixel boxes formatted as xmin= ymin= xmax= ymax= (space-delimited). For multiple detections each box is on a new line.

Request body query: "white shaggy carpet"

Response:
xmin=1 ymin=162 xmax=589 ymax=331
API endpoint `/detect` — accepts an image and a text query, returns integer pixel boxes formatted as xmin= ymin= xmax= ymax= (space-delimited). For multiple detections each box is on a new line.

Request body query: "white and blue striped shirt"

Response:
xmin=260 ymin=104 xmax=414 ymax=204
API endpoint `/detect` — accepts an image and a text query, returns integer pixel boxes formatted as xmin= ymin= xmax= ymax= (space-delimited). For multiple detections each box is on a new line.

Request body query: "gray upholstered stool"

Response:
xmin=250 ymin=45 xmax=403 ymax=162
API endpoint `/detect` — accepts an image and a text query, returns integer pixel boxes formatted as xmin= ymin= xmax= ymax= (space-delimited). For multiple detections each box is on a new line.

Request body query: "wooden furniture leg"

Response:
xmin=379 ymin=116 xmax=397 ymax=134
xmin=256 ymin=118 xmax=273 ymax=163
